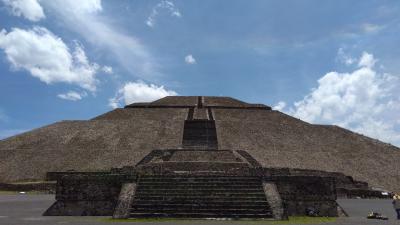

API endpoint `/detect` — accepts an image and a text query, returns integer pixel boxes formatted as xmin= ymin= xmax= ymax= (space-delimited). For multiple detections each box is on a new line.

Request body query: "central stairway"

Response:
xmin=129 ymin=175 xmax=273 ymax=218
xmin=182 ymin=120 xmax=218 ymax=149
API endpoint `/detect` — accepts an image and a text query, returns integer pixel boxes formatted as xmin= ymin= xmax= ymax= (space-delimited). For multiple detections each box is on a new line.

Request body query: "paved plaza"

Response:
xmin=0 ymin=194 xmax=399 ymax=225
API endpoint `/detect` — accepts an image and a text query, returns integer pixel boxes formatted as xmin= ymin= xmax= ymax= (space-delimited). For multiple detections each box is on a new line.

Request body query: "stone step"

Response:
xmin=137 ymin=180 xmax=262 ymax=183
xmin=181 ymin=139 xmax=216 ymax=143
xmin=132 ymin=199 xmax=268 ymax=204
xmin=181 ymin=143 xmax=218 ymax=147
xmin=182 ymin=134 xmax=217 ymax=139
xmin=181 ymin=142 xmax=217 ymax=146
xmin=134 ymin=194 xmax=267 ymax=199
xmin=183 ymin=133 xmax=217 ymax=137
xmin=180 ymin=146 xmax=217 ymax=149
xmin=135 ymin=189 xmax=265 ymax=193
xmin=184 ymin=121 xmax=216 ymax=126
xmin=136 ymin=186 xmax=263 ymax=190
xmin=182 ymin=119 xmax=218 ymax=148
xmin=129 ymin=175 xmax=272 ymax=219
xmin=135 ymin=192 xmax=265 ymax=196
xmin=131 ymin=207 xmax=270 ymax=211
xmin=130 ymin=209 xmax=271 ymax=214
xmin=132 ymin=200 xmax=268 ymax=204
xmin=182 ymin=136 xmax=217 ymax=139
xmin=136 ymin=190 xmax=265 ymax=194
xmin=136 ymin=181 xmax=262 ymax=185
xmin=136 ymin=183 xmax=262 ymax=187
xmin=136 ymin=187 xmax=264 ymax=192
xmin=138 ymin=176 xmax=261 ymax=180
xmin=182 ymin=129 xmax=217 ymax=133
xmin=138 ymin=177 xmax=260 ymax=180
xmin=134 ymin=195 xmax=266 ymax=199
xmin=137 ymin=182 xmax=261 ymax=185
xmin=131 ymin=203 xmax=268 ymax=209
xmin=129 ymin=212 xmax=273 ymax=218
xmin=133 ymin=196 xmax=268 ymax=201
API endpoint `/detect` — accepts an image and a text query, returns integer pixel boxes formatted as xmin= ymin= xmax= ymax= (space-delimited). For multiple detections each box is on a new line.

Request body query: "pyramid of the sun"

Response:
xmin=0 ymin=96 xmax=399 ymax=192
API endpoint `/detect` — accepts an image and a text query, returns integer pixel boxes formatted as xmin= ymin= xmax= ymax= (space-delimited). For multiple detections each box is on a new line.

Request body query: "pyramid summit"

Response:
xmin=0 ymin=96 xmax=399 ymax=218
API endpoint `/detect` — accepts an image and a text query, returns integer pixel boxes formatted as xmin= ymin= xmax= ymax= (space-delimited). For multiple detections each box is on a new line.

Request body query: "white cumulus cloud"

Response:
xmin=0 ymin=27 xmax=99 ymax=91
xmin=184 ymin=54 xmax=196 ymax=64
xmin=358 ymin=51 xmax=376 ymax=68
xmin=57 ymin=91 xmax=86 ymax=101
xmin=146 ymin=0 xmax=181 ymax=27
xmin=286 ymin=52 xmax=400 ymax=146
xmin=1 ymin=0 xmax=45 ymax=21
xmin=109 ymin=81 xmax=177 ymax=108
xmin=273 ymin=101 xmax=286 ymax=111
xmin=361 ymin=23 xmax=384 ymax=33
xmin=337 ymin=48 xmax=356 ymax=65
xmin=101 ymin=66 xmax=113 ymax=74
xmin=41 ymin=0 xmax=159 ymax=79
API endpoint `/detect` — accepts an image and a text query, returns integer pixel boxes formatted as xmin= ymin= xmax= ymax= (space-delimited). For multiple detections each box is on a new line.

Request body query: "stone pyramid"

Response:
xmin=1 ymin=96 xmax=399 ymax=194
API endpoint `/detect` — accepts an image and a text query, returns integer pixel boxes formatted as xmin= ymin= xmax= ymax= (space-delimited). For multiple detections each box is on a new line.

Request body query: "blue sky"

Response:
xmin=0 ymin=0 xmax=400 ymax=146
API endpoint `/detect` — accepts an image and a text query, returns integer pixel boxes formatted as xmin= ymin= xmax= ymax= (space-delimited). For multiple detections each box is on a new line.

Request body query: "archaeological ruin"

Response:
xmin=1 ymin=96 xmax=399 ymax=219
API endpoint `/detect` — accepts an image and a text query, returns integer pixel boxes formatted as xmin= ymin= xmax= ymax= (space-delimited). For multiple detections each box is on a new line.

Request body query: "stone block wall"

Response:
xmin=262 ymin=168 xmax=389 ymax=199
xmin=43 ymin=173 xmax=125 ymax=216
xmin=265 ymin=176 xmax=338 ymax=217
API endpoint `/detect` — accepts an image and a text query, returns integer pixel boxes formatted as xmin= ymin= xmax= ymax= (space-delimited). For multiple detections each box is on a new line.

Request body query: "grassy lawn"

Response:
xmin=101 ymin=216 xmax=336 ymax=224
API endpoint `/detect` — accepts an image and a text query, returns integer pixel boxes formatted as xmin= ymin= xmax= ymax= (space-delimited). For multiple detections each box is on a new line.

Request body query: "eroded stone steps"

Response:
xmin=138 ymin=176 xmax=260 ymax=181
xmin=136 ymin=183 xmax=262 ymax=186
xmin=136 ymin=188 xmax=264 ymax=191
xmin=132 ymin=202 xmax=268 ymax=206
xmin=135 ymin=187 xmax=264 ymax=191
xmin=135 ymin=193 xmax=266 ymax=197
xmin=133 ymin=196 xmax=268 ymax=201
xmin=130 ymin=176 xmax=272 ymax=219
xmin=182 ymin=120 xmax=218 ymax=149
xmin=133 ymin=199 xmax=268 ymax=203
xmin=130 ymin=209 xmax=271 ymax=213
xmin=131 ymin=205 xmax=269 ymax=210
xmin=182 ymin=141 xmax=218 ymax=147
xmin=136 ymin=181 xmax=262 ymax=184
xmin=129 ymin=212 xmax=273 ymax=218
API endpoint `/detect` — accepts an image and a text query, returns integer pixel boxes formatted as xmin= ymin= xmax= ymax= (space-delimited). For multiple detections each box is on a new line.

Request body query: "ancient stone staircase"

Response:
xmin=129 ymin=175 xmax=273 ymax=218
xmin=182 ymin=120 xmax=218 ymax=149
xmin=114 ymin=97 xmax=280 ymax=219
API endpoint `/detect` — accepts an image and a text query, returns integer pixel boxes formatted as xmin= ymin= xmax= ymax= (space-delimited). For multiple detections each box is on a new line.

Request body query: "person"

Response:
xmin=393 ymin=194 xmax=400 ymax=220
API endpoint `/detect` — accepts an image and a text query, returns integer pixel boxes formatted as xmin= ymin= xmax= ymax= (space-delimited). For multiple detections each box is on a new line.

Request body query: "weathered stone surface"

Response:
xmin=55 ymin=176 xmax=121 ymax=201
xmin=0 ymin=108 xmax=187 ymax=182
xmin=113 ymin=183 xmax=137 ymax=219
xmin=1 ymin=96 xmax=399 ymax=194
xmin=267 ymin=176 xmax=338 ymax=216
xmin=2 ymin=96 xmax=397 ymax=219
xmin=213 ymin=108 xmax=400 ymax=192
xmin=130 ymin=175 xmax=274 ymax=218
xmin=43 ymin=173 xmax=123 ymax=216
xmin=263 ymin=182 xmax=285 ymax=220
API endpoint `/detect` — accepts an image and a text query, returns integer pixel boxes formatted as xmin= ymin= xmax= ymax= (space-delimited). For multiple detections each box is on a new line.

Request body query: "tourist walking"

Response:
xmin=393 ymin=194 xmax=400 ymax=220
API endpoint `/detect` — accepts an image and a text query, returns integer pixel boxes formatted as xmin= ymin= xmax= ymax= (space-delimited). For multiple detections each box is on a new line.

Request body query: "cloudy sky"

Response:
xmin=0 ymin=0 xmax=399 ymax=147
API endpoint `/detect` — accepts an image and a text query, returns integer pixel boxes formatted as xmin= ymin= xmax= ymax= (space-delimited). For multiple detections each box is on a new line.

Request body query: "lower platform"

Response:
xmin=43 ymin=149 xmax=342 ymax=219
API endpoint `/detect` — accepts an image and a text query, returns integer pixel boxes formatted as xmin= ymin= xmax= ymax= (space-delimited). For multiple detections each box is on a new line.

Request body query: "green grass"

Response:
xmin=100 ymin=216 xmax=337 ymax=224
